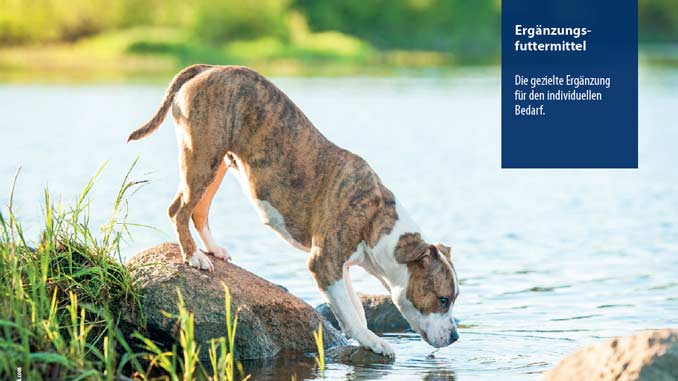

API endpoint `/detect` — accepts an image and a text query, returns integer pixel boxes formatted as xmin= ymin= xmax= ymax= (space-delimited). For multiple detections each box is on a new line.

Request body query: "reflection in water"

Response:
xmin=0 ymin=70 xmax=677 ymax=380
xmin=422 ymin=370 xmax=457 ymax=381
xmin=240 ymin=342 xmax=460 ymax=380
xmin=241 ymin=353 xmax=317 ymax=380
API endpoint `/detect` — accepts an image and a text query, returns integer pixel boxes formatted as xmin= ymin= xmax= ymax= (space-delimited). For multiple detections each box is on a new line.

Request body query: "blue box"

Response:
xmin=501 ymin=0 xmax=638 ymax=168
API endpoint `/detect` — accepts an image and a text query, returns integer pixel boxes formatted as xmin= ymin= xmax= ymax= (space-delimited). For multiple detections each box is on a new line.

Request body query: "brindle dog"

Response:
xmin=128 ymin=65 xmax=460 ymax=357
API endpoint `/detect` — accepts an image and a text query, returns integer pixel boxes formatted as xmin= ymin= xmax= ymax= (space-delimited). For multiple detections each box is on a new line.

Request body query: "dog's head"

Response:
xmin=392 ymin=234 xmax=460 ymax=348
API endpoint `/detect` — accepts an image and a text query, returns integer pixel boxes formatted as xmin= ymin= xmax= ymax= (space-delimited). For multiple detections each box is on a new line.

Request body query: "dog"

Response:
xmin=128 ymin=65 xmax=460 ymax=357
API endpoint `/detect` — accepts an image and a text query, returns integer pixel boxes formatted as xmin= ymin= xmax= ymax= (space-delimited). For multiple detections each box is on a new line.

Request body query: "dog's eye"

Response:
xmin=438 ymin=297 xmax=450 ymax=308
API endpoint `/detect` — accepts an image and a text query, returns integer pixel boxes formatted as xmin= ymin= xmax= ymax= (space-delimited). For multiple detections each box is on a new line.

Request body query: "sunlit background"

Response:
xmin=0 ymin=0 xmax=676 ymax=79
xmin=1 ymin=1 xmax=677 ymax=380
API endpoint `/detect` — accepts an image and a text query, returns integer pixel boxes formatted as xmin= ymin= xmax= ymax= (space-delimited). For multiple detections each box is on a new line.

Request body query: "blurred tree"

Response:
xmin=0 ymin=0 xmax=675 ymax=50
xmin=293 ymin=0 xmax=500 ymax=60
xmin=639 ymin=0 xmax=678 ymax=42
xmin=191 ymin=0 xmax=291 ymax=44
xmin=0 ymin=0 xmax=126 ymax=43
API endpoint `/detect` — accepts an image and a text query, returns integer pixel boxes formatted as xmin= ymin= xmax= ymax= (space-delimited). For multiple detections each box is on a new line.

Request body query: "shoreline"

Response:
xmin=0 ymin=27 xmax=673 ymax=84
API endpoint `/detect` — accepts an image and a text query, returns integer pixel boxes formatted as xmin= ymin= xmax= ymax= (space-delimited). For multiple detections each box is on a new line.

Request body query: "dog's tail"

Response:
xmin=127 ymin=64 xmax=213 ymax=142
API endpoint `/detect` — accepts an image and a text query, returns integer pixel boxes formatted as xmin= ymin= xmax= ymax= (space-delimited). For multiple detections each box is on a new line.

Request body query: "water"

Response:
xmin=1 ymin=68 xmax=677 ymax=380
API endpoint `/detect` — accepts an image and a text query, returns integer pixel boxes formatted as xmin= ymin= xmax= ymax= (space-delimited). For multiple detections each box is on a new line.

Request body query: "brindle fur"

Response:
xmin=128 ymin=65 xmax=401 ymax=289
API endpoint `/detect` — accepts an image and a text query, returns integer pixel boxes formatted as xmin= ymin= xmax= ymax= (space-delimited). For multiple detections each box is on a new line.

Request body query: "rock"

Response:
xmin=317 ymin=294 xmax=411 ymax=333
xmin=125 ymin=242 xmax=346 ymax=361
xmin=326 ymin=346 xmax=395 ymax=365
xmin=545 ymin=329 xmax=678 ymax=381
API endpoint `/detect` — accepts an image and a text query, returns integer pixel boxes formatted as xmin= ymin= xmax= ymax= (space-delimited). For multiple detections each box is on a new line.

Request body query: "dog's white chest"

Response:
xmin=229 ymin=156 xmax=307 ymax=251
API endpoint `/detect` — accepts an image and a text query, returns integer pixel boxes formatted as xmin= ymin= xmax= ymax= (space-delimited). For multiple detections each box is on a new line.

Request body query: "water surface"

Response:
xmin=1 ymin=68 xmax=677 ymax=380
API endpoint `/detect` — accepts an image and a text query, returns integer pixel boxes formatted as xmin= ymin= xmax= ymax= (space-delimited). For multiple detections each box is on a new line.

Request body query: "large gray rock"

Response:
xmin=125 ymin=242 xmax=346 ymax=361
xmin=545 ymin=329 xmax=678 ymax=381
xmin=317 ymin=294 xmax=411 ymax=333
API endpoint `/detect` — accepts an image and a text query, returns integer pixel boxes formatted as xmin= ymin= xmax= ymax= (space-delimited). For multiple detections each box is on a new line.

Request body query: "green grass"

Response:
xmin=133 ymin=286 xmax=245 ymax=381
xmin=0 ymin=161 xmax=146 ymax=380
xmin=207 ymin=284 xmax=245 ymax=381
xmin=312 ymin=322 xmax=325 ymax=373
xmin=0 ymin=161 xmax=250 ymax=380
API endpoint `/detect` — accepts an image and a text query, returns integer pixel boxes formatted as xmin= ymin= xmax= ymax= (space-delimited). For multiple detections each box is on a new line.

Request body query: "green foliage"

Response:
xmin=0 ymin=160 xmax=254 ymax=380
xmin=0 ymin=162 xmax=145 ymax=380
xmin=0 ymin=0 xmax=128 ymax=43
xmin=639 ymin=0 xmax=678 ymax=42
xmin=295 ymin=0 xmax=501 ymax=60
xmin=133 ymin=289 xmax=201 ymax=381
xmin=191 ymin=0 xmax=292 ymax=44
xmin=0 ymin=0 xmax=676 ymax=76
xmin=2 ymin=0 xmax=675 ymax=48
xmin=208 ymin=284 xmax=245 ymax=381
xmin=135 ymin=286 xmax=248 ymax=381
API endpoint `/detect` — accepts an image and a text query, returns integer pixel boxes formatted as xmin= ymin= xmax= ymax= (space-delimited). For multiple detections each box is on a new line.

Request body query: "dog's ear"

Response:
xmin=434 ymin=243 xmax=452 ymax=259
xmin=395 ymin=242 xmax=434 ymax=264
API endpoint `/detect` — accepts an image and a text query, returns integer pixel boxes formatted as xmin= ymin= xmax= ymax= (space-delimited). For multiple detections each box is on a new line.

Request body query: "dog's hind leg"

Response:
xmin=168 ymin=140 xmax=224 ymax=271
xmin=192 ymin=159 xmax=230 ymax=261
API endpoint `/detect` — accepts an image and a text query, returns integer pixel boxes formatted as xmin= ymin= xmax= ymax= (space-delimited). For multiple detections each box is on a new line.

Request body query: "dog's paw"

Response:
xmin=353 ymin=330 xmax=396 ymax=359
xmin=368 ymin=338 xmax=395 ymax=359
xmin=188 ymin=251 xmax=214 ymax=272
xmin=210 ymin=246 xmax=231 ymax=261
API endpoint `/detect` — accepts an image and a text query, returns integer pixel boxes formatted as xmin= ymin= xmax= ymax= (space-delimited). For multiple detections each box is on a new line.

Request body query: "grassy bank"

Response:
xmin=0 ymin=163 xmax=144 ymax=379
xmin=0 ymin=162 xmax=251 ymax=380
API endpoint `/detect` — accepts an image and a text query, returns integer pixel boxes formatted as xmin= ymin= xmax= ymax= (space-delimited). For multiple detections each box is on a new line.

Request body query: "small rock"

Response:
xmin=125 ymin=242 xmax=347 ymax=362
xmin=326 ymin=346 xmax=395 ymax=365
xmin=317 ymin=294 xmax=411 ymax=333
xmin=545 ymin=329 xmax=678 ymax=381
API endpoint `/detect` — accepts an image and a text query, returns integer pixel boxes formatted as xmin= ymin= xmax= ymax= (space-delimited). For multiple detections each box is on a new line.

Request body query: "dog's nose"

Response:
xmin=450 ymin=329 xmax=460 ymax=344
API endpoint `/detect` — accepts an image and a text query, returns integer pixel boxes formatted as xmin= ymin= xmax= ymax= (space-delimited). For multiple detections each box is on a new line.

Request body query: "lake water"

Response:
xmin=1 ymin=67 xmax=677 ymax=380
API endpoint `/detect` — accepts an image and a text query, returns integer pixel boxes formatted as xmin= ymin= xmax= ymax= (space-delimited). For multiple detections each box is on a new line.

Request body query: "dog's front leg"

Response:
xmin=325 ymin=280 xmax=395 ymax=358
xmin=343 ymin=262 xmax=368 ymax=328
xmin=309 ymin=250 xmax=395 ymax=358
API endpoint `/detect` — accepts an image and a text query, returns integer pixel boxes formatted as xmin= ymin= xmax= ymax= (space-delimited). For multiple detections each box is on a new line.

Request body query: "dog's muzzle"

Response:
xmin=449 ymin=328 xmax=460 ymax=344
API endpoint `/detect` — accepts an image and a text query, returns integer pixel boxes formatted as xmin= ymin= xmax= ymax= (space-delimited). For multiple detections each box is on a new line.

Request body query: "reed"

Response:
xmin=312 ymin=322 xmax=325 ymax=373
xmin=208 ymin=284 xmax=248 ymax=381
